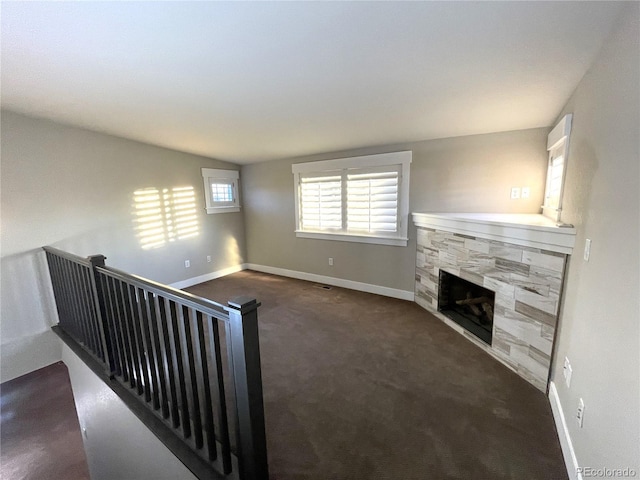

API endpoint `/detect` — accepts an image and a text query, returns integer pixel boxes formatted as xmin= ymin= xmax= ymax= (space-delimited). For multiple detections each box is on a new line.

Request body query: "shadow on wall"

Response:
xmin=561 ymin=137 xmax=598 ymax=229
xmin=133 ymin=186 xmax=199 ymax=250
xmin=0 ymin=249 xmax=57 ymax=340
xmin=0 ymin=249 xmax=61 ymax=381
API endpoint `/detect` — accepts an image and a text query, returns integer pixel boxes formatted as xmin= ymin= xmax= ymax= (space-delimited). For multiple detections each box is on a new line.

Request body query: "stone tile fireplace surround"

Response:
xmin=412 ymin=213 xmax=576 ymax=391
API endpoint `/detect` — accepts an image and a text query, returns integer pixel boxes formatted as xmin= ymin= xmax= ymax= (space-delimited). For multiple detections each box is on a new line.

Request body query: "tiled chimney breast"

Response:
xmin=413 ymin=214 xmax=575 ymax=392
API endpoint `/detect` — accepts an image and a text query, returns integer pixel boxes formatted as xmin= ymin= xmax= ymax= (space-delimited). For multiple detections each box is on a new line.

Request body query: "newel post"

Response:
xmin=227 ymin=296 xmax=269 ymax=480
xmin=87 ymin=254 xmax=115 ymax=376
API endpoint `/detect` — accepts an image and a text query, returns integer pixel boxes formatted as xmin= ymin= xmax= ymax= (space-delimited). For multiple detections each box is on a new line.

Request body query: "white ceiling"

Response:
xmin=1 ymin=1 xmax=624 ymax=164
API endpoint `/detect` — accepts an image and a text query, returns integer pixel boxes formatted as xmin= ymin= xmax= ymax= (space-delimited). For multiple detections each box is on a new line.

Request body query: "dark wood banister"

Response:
xmin=43 ymin=245 xmax=269 ymax=480
xmin=96 ymin=264 xmax=230 ymax=321
xmin=44 ymin=245 xmax=230 ymax=319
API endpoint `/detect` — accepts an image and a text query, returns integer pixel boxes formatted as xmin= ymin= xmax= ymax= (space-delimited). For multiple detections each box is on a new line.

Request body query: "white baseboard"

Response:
xmin=245 ymin=263 xmax=415 ymax=301
xmin=549 ymin=381 xmax=582 ymax=480
xmin=169 ymin=262 xmax=415 ymax=302
xmin=169 ymin=264 xmax=247 ymax=289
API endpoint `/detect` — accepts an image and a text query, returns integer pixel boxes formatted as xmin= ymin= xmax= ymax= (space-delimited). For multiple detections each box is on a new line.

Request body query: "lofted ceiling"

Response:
xmin=1 ymin=1 xmax=624 ymax=164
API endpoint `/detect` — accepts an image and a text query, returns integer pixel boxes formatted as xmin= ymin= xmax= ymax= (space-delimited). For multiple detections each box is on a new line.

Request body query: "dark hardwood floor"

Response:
xmin=1 ymin=362 xmax=90 ymax=480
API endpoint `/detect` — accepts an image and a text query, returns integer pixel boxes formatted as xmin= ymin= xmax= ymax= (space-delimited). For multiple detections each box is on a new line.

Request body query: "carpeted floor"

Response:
xmin=0 ymin=362 xmax=90 ymax=480
xmin=186 ymin=270 xmax=568 ymax=480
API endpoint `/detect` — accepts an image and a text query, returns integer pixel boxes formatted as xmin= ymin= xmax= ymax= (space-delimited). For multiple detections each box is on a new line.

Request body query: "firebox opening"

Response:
xmin=438 ymin=271 xmax=495 ymax=345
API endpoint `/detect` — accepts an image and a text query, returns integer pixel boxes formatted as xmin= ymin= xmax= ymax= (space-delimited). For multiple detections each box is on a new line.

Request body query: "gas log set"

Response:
xmin=455 ymin=293 xmax=494 ymax=326
xmin=437 ymin=270 xmax=495 ymax=345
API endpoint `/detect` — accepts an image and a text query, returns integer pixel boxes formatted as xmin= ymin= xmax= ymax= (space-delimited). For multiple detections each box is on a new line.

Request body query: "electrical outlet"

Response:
xmin=563 ymin=357 xmax=572 ymax=388
xmin=206 ymin=255 xmax=211 ymax=263
xmin=584 ymin=239 xmax=592 ymax=262
xmin=184 ymin=260 xmax=190 ymax=268
xmin=328 ymin=257 xmax=334 ymax=266
xmin=521 ymin=187 xmax=530 ymax=199
xmin=576 ymin=398 xmax=585 ymax=427
xmin=510 ymin=187 xmax=521 ymax=199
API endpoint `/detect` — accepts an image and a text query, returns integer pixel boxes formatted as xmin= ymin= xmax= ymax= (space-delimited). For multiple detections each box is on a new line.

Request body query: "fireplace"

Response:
xmin=438 ymin=271 xmax=495 ymax=345
xmin=412 ymin=212 xmax=576 ymax=392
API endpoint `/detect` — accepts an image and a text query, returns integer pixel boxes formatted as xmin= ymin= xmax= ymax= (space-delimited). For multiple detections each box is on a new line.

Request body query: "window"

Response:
xmin=542 ymin=114 xmax=572 ymax=222
xmin=201 ymin=168 xmax=240 ymax=214
xmin=292 ymin=151 xmax=411 ymax=246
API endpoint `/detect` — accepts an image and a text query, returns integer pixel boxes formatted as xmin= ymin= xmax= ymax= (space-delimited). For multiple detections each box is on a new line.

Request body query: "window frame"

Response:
xmin=292 ymin=151 xmax=412 ymax=247
xmin=542 ymin=114 xmax=572 ymax=222
xmin=201 ymin=168 xmax=240 ymax=214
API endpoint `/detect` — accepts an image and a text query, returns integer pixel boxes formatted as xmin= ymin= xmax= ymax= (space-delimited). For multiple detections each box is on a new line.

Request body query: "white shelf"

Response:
xmin=412 ymin=212 xmax=576 ymax=254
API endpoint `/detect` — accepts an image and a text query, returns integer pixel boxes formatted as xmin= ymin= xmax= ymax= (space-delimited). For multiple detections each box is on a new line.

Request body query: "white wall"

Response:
xmin=1 ymin=111 xmax=247 ymax=382
xmin=62 ymin=344 xmax=199 ymax=480
xmin=550 ymin=5 xmax=639 ymax=477
xmin=241 ymin=128 xmax=549 ymax=294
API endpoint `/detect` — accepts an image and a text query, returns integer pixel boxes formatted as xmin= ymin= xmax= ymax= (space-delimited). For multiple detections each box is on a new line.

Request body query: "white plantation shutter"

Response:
xmin=292 ymin=151 xmax=411 ymax=246
xmin=299 ymin=173 xmax=342 ymax=230
xmin=544 ymin=146 xmax=564 ymax=210
xmin=347 ymin=167 xmax=400 ymax=233
xmin=543 ymin=114 xmax=571 ymax=222
xmin=297 ymin=166 xmax=401 ymax=234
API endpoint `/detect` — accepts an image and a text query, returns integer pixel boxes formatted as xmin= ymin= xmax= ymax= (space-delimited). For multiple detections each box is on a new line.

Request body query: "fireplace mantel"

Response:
xmin=412 ymin=213 xmax=576 ymax=254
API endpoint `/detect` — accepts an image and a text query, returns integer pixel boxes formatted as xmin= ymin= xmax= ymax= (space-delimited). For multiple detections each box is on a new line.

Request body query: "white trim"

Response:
xmin=205 ymin=206 xmax=240 ymax=214
xmin=246 ymin=263 xmax=415 ymax=301
xmin=169 ymin=264 xmax=247 ymax=289
xmin=547 ymin=114 xmax=573 ymax=150
xmin=292 ymin=151 xmax=412 ymax=174
xmin=295 ymin=231 xmax=408 ymax=247
xmin=201 ymin=168 xmax=239 ymax=180
xmin=201 ymin=168 xmax=241 ymax=214
xmin=412 ymin=212 xmax=576 ymax=254
xmin=167 ymin=262 xmax=414 ymax=301
xmin=549 ymin=381 xmax=582 ymax=480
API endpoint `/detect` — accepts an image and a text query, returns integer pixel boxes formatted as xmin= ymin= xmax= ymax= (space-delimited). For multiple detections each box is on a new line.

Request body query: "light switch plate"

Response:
xmin=563 ymin=357 xmax=572 ymax=388
xmin=584 ymin=239 xmax=592 ymax=261
xmin=577 ymin=398 xmax=585 ymax=427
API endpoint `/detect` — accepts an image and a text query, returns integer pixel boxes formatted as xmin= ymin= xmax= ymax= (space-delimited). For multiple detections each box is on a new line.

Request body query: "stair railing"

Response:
xmin=43 ymin=246 xmax=268 ymax=480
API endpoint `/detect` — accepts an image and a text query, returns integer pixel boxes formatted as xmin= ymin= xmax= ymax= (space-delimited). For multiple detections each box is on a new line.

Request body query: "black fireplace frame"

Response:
xmin=437 ymin=270 xmax=495 ymax=345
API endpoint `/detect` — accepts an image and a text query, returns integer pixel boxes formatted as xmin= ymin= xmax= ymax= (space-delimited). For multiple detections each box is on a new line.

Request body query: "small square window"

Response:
xmin=201 ymin=168 xmax=240 ymax=214
xmin=211 ymin=182 xmax=234 ymax=203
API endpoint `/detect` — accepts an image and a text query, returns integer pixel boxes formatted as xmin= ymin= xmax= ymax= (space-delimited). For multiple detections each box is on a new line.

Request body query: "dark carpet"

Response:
xmin=186 ymin=270 xmax=568 ymax=480
xmin=0 ymin=362 xmax=90 ymax=480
